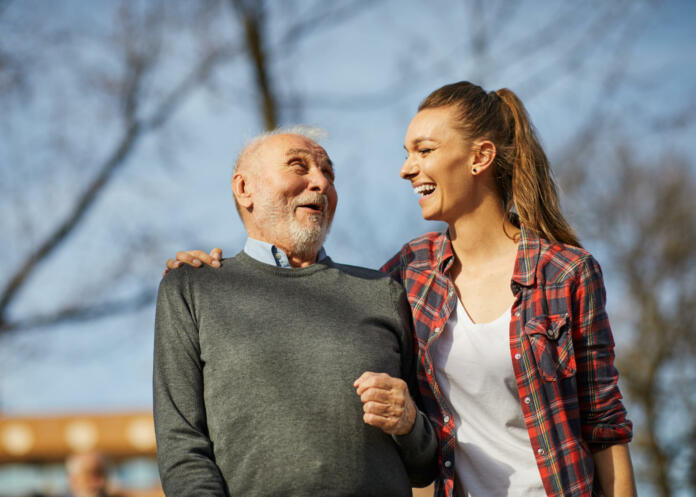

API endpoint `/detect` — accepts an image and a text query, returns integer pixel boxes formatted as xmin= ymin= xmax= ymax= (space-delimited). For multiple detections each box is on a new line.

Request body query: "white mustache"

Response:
xmin=292 ymin=194 xmax=329 ymax=213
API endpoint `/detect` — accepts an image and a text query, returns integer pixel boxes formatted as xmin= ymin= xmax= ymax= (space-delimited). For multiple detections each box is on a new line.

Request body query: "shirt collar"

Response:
xmin=436 ymin=231 xmax=456 ymax=273
xmin=244 ymin=237 xmax=327 ymax=269
xmin=511 ymin=225 xmax=541 ymax=287
xmin=436 ymin=224 xmax=540 ymax=287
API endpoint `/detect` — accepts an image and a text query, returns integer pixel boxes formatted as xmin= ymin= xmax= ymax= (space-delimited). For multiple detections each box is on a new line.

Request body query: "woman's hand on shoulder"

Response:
xmin=163 ymin=248 xmax=223 ymax=277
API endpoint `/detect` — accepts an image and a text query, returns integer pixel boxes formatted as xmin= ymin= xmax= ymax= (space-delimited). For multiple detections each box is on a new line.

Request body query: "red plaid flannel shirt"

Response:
xmin=381 ymin=226 xmax=632 ymax=497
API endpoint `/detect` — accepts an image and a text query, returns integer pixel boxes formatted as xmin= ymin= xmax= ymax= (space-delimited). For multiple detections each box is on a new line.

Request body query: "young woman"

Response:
xmin=165 ymin=81 xmax=635 ymax=497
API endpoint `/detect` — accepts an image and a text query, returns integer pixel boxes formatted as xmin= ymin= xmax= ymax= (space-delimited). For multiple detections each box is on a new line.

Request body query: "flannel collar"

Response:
xmin=511 ymin=225 xmax=541 ymax=287
xmin=419 ymin=225 xmax=541 ymax=287
xmin=435 ymin=230 xmax=456 ymax=274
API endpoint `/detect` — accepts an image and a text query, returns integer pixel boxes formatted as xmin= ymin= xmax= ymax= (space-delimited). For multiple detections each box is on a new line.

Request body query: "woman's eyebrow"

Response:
xmin=404 ymin=137 xmax=435 ymax=151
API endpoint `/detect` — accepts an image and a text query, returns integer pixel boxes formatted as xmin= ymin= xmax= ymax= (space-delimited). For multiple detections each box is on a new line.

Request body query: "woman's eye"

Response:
xmin=419 ymin=148 xmax=432 ymax=155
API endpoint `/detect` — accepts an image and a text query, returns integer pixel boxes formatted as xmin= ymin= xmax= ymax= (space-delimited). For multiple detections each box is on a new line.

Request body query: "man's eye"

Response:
xmin=419 ymin=148 xmax=432 ymax=155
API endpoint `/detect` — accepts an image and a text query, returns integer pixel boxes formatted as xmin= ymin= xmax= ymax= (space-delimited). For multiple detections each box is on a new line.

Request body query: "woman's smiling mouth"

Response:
xmin=414 ymin=183 xmax=436 ymax=198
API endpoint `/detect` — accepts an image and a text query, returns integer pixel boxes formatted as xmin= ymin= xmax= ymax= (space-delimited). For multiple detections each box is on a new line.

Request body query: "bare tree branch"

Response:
xmin=578 ymin=152 xmax=696 ymax=496
xmin=517 ymin=0 xmax=643 ymax=100
xmin=0 ymin=0 xmax=13 ymax=17
xmin=230 ymin=0 xmax=277 ymax=130
xmin=0 ymin=20 xmax=243 ymax=332
xmin=0 ymin=288 xmax=155 ymax=334
xmin=274 ymin=0 xmax=383 ymax=50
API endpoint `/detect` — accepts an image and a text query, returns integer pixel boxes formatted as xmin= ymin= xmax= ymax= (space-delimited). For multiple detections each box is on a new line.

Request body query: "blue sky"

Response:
xmin=1 ymin=0 xmax=694 ymax=417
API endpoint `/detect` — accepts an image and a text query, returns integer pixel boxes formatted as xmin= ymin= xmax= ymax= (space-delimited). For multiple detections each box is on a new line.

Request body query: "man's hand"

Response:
xmin=354 ymin=371 xmax=417 ymax=436
xmin=163 ymin=248 xmax=223 ymax=277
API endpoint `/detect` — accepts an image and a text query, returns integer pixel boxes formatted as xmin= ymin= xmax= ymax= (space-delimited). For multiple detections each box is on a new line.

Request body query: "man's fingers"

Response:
xmin=353 ymin=371 xmax=373 ymax=387
xmin=359 ymin=387 xmax=402 ymax=405
xmin=363 ymin=412 xmax=394 ymax=427
xmin=363 ymin=400 xmax=399 ymax=416
xmin=354 ymin=371 xmax=397 ymax=394
xmin=354 ymin=372 xmax=417 ymax=435
xmin=362 ymin=413 xmax=401 ymax=433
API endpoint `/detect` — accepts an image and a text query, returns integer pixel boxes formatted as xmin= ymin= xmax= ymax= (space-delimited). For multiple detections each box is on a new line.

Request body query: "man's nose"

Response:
xmin=308 ymin=167 xmax=331 ymax=192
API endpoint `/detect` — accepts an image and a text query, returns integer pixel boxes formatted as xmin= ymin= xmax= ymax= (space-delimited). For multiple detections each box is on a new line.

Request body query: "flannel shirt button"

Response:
xmin=444 ymin=460 xmax=452 ymax=468
xmin=515 ymin=310 xmax=521 ymax=317
xmin=514 ymin=353 xmax=521 ymax=360
xmin=443 ymin=415 xmax=450 ymax=423
xmin=524 ymin=396 xmax=531 ymax=405
xmin=537 ymin=448 xmax=545 ymax=456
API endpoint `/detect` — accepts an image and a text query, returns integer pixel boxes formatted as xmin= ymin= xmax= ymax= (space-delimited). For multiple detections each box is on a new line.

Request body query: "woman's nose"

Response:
xmin=400 ymin=157 xmax=418 ymax=180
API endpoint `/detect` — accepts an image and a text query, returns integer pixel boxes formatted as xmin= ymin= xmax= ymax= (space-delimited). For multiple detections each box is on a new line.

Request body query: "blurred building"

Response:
xmin=0 ymin=411 xmax=162 ymax=497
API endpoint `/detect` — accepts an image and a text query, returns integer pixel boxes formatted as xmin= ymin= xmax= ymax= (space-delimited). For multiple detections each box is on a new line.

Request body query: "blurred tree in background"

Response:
xmin=1 ymin=1 xmax=694 ymax=495
xmin=565 ymin=148 xmax=696 ymax=497
xmin=0 ymin=0 xmax=374 ymax=332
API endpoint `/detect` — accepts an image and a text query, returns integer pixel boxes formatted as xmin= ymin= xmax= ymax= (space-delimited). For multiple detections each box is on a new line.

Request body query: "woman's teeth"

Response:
xmin=414 ymin=184 xmax=436 ymax=196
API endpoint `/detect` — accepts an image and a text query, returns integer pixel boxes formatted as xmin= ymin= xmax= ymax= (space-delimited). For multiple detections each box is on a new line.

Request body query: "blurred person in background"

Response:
xmin=167 ymin=81 xmax=636 ymax=497
xmin=64 ymin=451 xmax=117 ymax=497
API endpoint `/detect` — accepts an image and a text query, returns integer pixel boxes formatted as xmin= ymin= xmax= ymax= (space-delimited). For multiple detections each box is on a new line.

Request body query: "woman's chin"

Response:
xmin=420 ymin=209 xmax=446 ymax=223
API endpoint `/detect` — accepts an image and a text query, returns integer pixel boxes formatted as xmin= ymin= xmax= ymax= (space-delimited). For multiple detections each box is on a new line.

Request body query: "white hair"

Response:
xmin=233 ymin=125 xmax=328 ymax=174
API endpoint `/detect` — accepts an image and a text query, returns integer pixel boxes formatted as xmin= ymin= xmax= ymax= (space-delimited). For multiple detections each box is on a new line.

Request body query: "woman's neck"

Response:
xmin=448 ymin=201 xmax=519 ymax=272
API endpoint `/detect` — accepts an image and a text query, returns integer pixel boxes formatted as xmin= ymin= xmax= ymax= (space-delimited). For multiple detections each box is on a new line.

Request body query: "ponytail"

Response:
xmin=495 ymin=89 xmax=580 ymax=247
xmin=419 ymin=82 xmax=581 ymax=247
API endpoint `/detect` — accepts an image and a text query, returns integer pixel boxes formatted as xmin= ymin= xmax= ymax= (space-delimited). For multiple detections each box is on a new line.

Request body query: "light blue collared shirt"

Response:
xmin=243 ymin=238 xmax=328 ymax=268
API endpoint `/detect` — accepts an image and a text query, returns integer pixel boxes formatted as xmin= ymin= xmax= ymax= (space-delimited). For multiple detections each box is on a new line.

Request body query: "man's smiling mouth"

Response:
xmin=293 ymin=194 xmax=328 ymax=214
xmin=298 ymin=203 xmax=323 ymax=213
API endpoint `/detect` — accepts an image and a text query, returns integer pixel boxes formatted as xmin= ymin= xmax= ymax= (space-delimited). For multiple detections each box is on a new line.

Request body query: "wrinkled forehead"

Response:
xmin=266 ymin=133 xmax=331 ymax=164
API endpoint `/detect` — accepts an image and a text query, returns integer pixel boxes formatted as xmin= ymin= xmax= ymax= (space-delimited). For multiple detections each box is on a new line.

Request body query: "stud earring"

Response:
xmin=472 ymin=168 xmax=478 ymax=174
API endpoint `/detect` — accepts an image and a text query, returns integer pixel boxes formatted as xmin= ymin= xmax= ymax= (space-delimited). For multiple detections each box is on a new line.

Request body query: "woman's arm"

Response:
xmin=592 ymin=444 xmax=637 ymax=497
xmin=572 ymin=255 xmax=636 ymax=494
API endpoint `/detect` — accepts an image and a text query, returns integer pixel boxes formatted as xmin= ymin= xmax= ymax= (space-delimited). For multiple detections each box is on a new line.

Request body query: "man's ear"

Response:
xmin=232 ymin=172 xmax=254 ymax=210
xmin=471 ymin=140 xmax=496 ymax=175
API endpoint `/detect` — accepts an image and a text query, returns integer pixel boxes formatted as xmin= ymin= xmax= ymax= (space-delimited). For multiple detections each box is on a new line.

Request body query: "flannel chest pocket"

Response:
xmin=524 ymin=314 xmax=576 ymax=381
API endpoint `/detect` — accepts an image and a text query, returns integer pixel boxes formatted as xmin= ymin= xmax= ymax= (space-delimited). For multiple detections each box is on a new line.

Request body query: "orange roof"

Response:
xmin=0 ymin=411 xmax=156 ymax=463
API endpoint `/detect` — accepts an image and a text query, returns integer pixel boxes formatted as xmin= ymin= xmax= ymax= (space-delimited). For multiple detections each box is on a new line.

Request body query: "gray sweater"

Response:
xmin=153 ymin=252 xmax=437 ymax=497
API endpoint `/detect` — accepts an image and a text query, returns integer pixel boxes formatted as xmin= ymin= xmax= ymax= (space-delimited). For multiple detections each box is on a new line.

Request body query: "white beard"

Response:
xmin=254 ymin=191 xmax=331 ymax=259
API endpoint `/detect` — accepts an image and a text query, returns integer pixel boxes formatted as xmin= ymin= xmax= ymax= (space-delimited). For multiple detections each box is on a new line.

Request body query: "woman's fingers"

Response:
xmin=162 ymin=248 xmax=222 ymax=277
xmin=210 ymin=247 xmax=223 ymax=261
xmin=171 ymin=249 xmax=222 ymax=268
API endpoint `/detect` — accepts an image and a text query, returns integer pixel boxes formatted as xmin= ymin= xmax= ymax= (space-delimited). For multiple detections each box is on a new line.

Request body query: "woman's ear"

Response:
xmin=232 ymin=172 xmax=254 ymax=210
xmin=471 ymin=140 xmax=496 ymax=175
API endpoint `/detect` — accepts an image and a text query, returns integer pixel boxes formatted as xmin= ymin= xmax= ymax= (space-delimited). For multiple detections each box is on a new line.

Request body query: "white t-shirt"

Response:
xmin=430 ymin=298 xmax=545 ymax=497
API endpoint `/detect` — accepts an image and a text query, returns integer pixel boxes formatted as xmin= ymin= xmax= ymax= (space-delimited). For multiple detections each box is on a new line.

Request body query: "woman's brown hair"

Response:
xmin=419 ymin=81 xmax=581 ymax=247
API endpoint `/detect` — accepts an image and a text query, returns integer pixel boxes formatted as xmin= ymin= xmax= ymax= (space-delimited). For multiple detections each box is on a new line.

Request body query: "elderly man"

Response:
xmin=154 ymin=129 xmax=437 ymax=496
